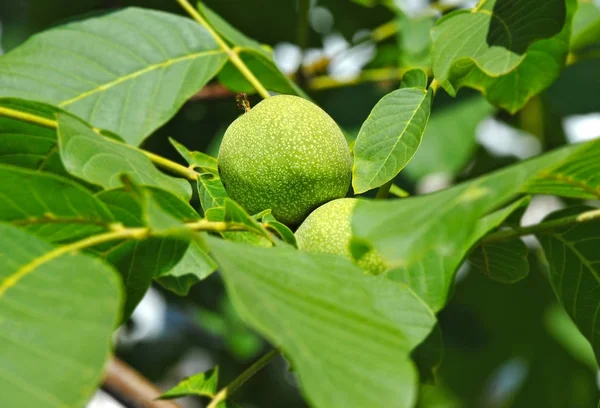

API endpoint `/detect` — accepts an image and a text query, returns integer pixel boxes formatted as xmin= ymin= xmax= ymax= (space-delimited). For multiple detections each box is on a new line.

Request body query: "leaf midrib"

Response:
xmin=58 ymin=49 xmax=226 ymax=108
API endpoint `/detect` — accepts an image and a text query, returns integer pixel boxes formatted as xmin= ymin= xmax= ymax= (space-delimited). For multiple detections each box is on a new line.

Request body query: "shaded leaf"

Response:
xmin=0 ymin=8 xmax=228 ymax=145
xmin=160 ymin=367 xmax=219 ymax=399
xmin=411 ymin=324 xmax=444 ymax=385
xmin=431 ymin=0 xmax=575 ymax=113
xmin=397 ymin=13 xmax=436 ymax=70
xmin=353 ymin=87 xmax=433 ymax=193
xmin=571 ymin=1 xmax=600 ymax=51
xmin=536 ymin=206 xmax=600 ymax=365
xmin=96 ymin=186 xmax=202 ymax=314
xmin=401 ymin=68 xmax=429 ymax=89
xmin=208 ymin=236 xmax=436 ymax=408
xmin=170 ymin=138 xmax=217 ymax=171
xmin=0 ymin=98 xmax=67 ymax=175
xmin=404 ymin=96 xmax=495 ymax=180
xmin=197 ymin=171 xmax=230 ymax=211
xmin=524 ymin=139 xmax=600 ymax=199
xmin=0 ymin=223 xmax=121 ymax=408
xmin=156 ymin=239 xmax=218 ymax=296
xmin=0 ymin=164 xmax=113 ymax=242
xmin=470 ymin=238 xmax=530 ymax=284
xmin=57 ymin=113 xmax=191 ymax=201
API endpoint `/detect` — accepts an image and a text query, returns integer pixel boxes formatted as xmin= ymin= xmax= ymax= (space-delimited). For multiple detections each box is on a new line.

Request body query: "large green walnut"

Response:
xmin=218 ymin=95 xmax=352 ymax=226
xmin=295 ymin=198 xmax=388 ymax=274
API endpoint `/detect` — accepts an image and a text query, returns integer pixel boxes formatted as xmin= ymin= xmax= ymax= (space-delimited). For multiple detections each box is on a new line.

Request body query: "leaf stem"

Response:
xmin=483 ymin=208 xmax=600 ymax=244
xmin=207 ymin=349 xmax=280 ymax=408
xmin=175 ymin=0 xmax=271 ymax=99
xmin=375 ymin=180 xmax=393 ymax=199
xmin=0 ymin=106 xmax=198 ymax=181
xmin=309 ymin=67 xmax=421 ymax=91
xmin=0 ymin=220 xmax=250 ymax=296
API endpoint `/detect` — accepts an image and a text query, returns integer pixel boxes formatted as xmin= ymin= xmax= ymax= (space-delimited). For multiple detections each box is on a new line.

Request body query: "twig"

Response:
xmin=175 ymin=0 xmax=270 ymax=99
xmin=103 ymin=356 xmax=181 ymax=408
xmin=483 ymin=208 xmax=600 ymax=244
xmin=190 ymin=83 xmax=235 ymax=100
xmin=207 ymin=349 xmax=280 ymax=408
xmin=0 ymin=106 xmax=197 ymax=182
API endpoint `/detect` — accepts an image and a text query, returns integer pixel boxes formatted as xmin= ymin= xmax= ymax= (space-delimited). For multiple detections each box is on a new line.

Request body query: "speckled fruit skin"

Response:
xmin=218 ymin=95 xmax=352 ymax=226
xmin=295 ymin=198 xmax=388 ymax=274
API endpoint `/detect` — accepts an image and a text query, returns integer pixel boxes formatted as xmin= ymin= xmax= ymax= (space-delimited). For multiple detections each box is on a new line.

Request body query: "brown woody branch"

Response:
xmin=103 ymin=356 xmax=181 ymax=408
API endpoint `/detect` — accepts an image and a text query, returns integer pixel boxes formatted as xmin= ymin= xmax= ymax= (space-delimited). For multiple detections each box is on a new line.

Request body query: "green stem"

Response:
xmin=297 ymin=0 xmax=310 ymax=51
xmin=207 ymin=349 xmax=280 ymax=408
xmin=483 ymin=208 xmax=600 ymax=244
xmin=309 ymin=67 xmax=421 ymax=91
xmin=175 ymin=0 xmax=271 ymax=99
xmin=0 ymin=106 xmax=198 ymax=181
xmin=375 ymin=180 xmax=393 ymax=199
xmin=0 ymin=220 xmax=249 ymax=296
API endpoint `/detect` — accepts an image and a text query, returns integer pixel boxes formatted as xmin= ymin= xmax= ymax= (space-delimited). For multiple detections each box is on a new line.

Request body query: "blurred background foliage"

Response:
xmin=1 ymin=0 xmax=599 ymax=407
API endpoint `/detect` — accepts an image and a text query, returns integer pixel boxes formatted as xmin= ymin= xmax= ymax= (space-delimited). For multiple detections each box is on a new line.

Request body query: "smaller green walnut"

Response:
xmin=295 ymin=198 xmax=387 ymax=274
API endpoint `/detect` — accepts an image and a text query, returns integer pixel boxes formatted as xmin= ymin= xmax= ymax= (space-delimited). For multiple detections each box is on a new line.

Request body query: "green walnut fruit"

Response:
xmin=295 ymin=198 xmax=387 ymax=274
xmin=218 ymin=95 xmax=352 ymax=226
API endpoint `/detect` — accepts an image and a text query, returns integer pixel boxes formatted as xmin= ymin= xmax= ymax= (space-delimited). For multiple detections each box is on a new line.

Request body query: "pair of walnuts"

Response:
xmin=218 ymin=95 xmax=386 ymax=274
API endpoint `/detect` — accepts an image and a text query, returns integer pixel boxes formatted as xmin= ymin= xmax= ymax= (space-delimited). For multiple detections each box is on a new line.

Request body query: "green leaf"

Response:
xmin=57 ymin=113 xmax=191 ymax=201
xmin=0 ymin=8 xmax=228 ymax=145
xmin=156 ymin=239 xmax=218 ymax=296
xmin=198 ymin=3 xmax=307 ymax=98
xmin=223 ymin=199 xmax=272 ymax=242
xmin=353 ymin=87 xmax=433 ymax=193
xmin=404 ymin=96 xmax=496 ymax=180
xmin=544 ymin=304 xmax=597 ymax=370
xmin=0 ymin=98 xmax=67 ymax=175
xmin=524 ymin=139 xmax=600 ymax=199
xmin=536 ymin=206 xmax=600 ymax=365
xmin=197 ymin=171 xmax=230 ymax=211
xmin=469 ymin=238 xmax=530 ymax=284
xmin=0 ymin=164 xmax=114 ymax=242
xmin=401 ymin=68 xmax=429 ymax=89
xmin=352 ymin=144 xmax=582 ymax=311
xmin=571 ymin=1 xmax=600 ymax=52
xmin=411 ymin=324 xmax=444 ymax=385
xmin=208 ymin=236 xmax=436 ymax=408
xmin=431 ymin=0 xmax=576 ymax=113
xmin=170 ymin=138 xmax=218 ymax=171
xmin=397 ymin=13 xmax=436 ymax=70
xmin=0 ymin=223 xmax=121 ymax=407
xmin=96 ymin=186 xmax=201 ymax=314
xmin=159 ymin=367 xmax=219 ymax=399
xmin=259 ymin=210 xmax=298 ymax=247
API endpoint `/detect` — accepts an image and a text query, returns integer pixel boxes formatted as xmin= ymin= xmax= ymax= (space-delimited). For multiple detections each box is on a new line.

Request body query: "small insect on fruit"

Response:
xmin=218 ymin=95 xmax=352 ymax=226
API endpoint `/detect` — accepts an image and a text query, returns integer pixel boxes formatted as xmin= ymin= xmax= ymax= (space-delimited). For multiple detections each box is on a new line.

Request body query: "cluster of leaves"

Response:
xmin=1 ymin=0 xmax=600 ymax=407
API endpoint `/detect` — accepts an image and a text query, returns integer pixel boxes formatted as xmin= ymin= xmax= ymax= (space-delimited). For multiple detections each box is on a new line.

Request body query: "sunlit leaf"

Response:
xmin=57 ymin=113 xmax=191 ymax=201
xmin=352 ymin=144 xmax=582 ymax=310
xmin=0 ymin=223 xmax=121 ymax=407
xmin=353 ymin=87 xmax=433 ymax=193
xmin=431 ymin=0 xmax=575 ymax=113
xmin=160 ymin=367 xmax=219 ymax=399
xmin=208 ymin=236 xmax=436 ymax=408
xmin=0 ymin=8 xmax=228 ymax=145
